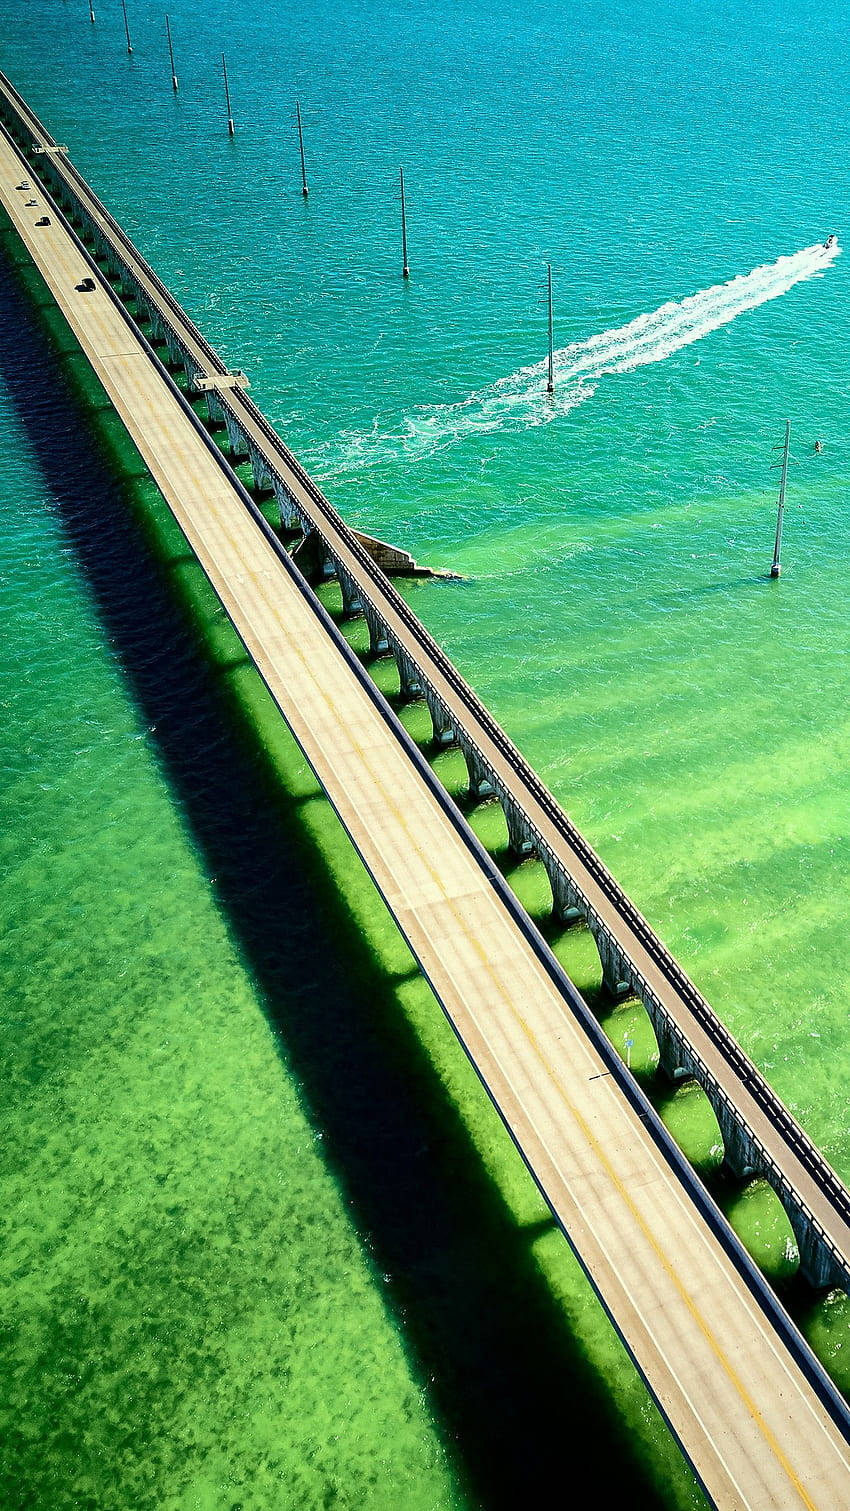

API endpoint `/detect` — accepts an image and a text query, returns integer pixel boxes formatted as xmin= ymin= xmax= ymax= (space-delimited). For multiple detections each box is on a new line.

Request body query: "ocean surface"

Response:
xmin=2 ymin=0 xmax=850 ymax=1506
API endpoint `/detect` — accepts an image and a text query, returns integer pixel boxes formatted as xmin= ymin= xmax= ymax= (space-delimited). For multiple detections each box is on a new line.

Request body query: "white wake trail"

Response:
xmin=312 ymin=241 xmax=840 ymax=478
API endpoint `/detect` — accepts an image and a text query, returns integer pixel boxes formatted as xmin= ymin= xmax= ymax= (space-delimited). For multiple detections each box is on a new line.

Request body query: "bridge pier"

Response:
xmin=338 ymin=569 xmax=363 ymax=618
xmin=712 ymin=1094 xmax=766 ymax=1182
xmin=547 ymin=862 xmax=585 ymax=926
xmin=182 ymin=354 xmax=203 ymax=391
xmin=424 ymin=688 xmax=456 ymax=747
xmin=246 ymin=440 xmax=275 ymax=496
xmin=395 ymin=648 xmax=424 ymax=702
xmin=781 ymin=1200 xmax=846 ymax=1292
xmin=638 ymin=996 xmax=693 ymax=1082
xmin=500 ymin=794 xmax=537 ymax=859
xmin=145 ymin=306 xmax=170 ymax=351
xmin=272 ymin=477 xmax=301 ymax=532
xmin=363 ymin=606 xmax=390 ymax=657
xmin=203 ymin=386 xmax=227 ymax=430
xmin=589 ymin=926 xmax=632 ymax=1000
xmin=457 ymin=737 xmax=495 ymax=801
xmin=223 ymin=410 xmax=249 ymax=462
xmin=149 ymin=319 xmax=183 ymax=371
xmin=292 ymin=529 xmax=334 ymax=583
xmin=134 ymin=289 xmax=157 ymax=333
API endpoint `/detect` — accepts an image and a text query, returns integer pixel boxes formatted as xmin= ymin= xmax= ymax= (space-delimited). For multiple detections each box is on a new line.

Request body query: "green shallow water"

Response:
xmin=3 ymin=0 xmax=850 ymax=1503
xmin=0 ymin=260 xmax=463 ymax=1510
xmin=0 ymin=245 xmax=706 ymax=1507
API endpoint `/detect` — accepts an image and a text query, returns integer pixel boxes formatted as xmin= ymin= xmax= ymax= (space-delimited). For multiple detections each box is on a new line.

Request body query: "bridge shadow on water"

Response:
xmin=0 ymin=238 xmax=690 ymax=1510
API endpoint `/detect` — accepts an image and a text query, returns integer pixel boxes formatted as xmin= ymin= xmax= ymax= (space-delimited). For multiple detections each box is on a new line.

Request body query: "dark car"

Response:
xmin=77 ymin=276 xmax=96 ymax=292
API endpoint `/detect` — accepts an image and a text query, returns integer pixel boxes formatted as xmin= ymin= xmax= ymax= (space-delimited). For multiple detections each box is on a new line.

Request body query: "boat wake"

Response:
xmin=311 ymin=240 xmax=839 ymax=479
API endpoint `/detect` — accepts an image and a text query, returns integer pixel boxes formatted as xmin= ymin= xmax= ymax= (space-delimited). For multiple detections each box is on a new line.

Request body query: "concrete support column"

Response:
xmin=140 ymin=296 xmax=165 ymax=345
xmin=247 ymin=442 xmax=274 ymax=495
xmin=339 ymin=571 xmax=363 ymax=618
xmin=272 ymin=478 xmax=301 ymax=531
xmin=590 ymin=925 xmax=632 ymax=999
xmin=159 ymin=324 xmax=181 ymax=367
xmin=118 ymin=264 xmax=137 ymax=302
xmin=134 ymin=289 xmax=155 ymax=328
xmin=292 ymin=530 xmax=334 ymax=583
xmin=364 ymin=607 xmax=390 ymax=656
xmin=180 ymin=353 xmax=202 ymax=391
xmin=547 ymin=863 xmax=585 ymax=925
xmin=640 ymin=996 xmax=692 ymax=1082
xmin=104 ymin=246 xmax=124 ymax=284
xmin=778 ymin=1195 xmax=848 ymax=1292
xmin=458 ymin=737 xmax=495 ymax=801
xmin=501 ymin=795 xmax=537 ymax=859
xmin=205 ymin=387 xmax=227 ymax=430
xmin=223 ymin=410 xmax=249 ymax=461
xmin=424 ymin=688 xmax=456 ymax=747
xmin=711 ymin=1096 xmax=762 ymax=1182
xmin=396 ymin=649 xmax=424 ymax=702
xmin=92 ymin=227 xmax=110 ymax=266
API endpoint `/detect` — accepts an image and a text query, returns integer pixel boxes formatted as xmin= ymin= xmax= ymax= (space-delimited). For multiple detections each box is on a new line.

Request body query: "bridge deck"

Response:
xmin=2 ymin=121 xmax=849 ymax=1509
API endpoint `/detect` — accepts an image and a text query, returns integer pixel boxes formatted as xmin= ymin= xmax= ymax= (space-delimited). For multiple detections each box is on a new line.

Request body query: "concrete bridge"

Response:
xmin=2 ymin=69 xmax=850 ymax=1508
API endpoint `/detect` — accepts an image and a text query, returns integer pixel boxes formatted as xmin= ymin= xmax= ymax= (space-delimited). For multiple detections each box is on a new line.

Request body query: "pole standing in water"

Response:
xmin=296 ymin=101 xmax=308 ymax=196
xmin=166 ymin=14 xmax=178 ymax=91
xmin=770 ymin=418 xmax=791 ymax=579
xmin=400 ymin=167 xmax=410 ymax=278
xmin=222 ymin=53 xmax=235 ymax=135
xmin=547 ymin=263 xmax=554 ymax=394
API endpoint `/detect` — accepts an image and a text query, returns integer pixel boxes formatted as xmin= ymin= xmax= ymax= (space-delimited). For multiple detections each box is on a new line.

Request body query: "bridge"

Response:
xmin=1 ymin=69 xmax=849 ymax=1509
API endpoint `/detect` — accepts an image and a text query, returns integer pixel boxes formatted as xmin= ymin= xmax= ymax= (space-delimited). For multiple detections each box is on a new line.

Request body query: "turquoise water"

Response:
xmin=3 ymin=0 xmax=850 ymax=1503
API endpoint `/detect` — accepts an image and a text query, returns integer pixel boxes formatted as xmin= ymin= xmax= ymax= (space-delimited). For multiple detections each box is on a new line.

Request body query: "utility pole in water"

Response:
xmin=222 ymin=53 xmax=235 ymax=135
xmin=770 ymin=418 xmax=791 ymax=579
xmin=166 ymin=14 xmax=178 ymax=91
xmin=400 ymin=167 xmax=410 ymax=278
xmin=546 ymin=262 xmax=554 ymax=393
xmin=296 ymin=101 xmax=308 ymax=196
xmin=121 ymin=0 xmax=133 ymax=53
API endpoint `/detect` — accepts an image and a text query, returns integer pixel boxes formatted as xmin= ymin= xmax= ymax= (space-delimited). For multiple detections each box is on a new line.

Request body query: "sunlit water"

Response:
xmin=3 ymin=0 xmax=850 ymax=1505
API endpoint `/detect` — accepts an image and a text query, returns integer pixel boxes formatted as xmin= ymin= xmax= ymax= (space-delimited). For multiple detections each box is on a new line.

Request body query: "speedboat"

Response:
xmin=824 ymin=233 xmax=837 ymax=249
